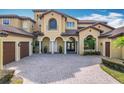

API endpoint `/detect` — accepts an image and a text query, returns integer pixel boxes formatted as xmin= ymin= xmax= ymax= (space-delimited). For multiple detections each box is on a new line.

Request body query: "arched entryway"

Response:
xmin=84 ymin=35 xmax=96 ymax=51
xmin=67 ymin=37 xmax=76 ymax=54
xmin=54 ymin=37 xmax=64 ymax=54
xmin=42 ymin=37 xmax=50 ymax=53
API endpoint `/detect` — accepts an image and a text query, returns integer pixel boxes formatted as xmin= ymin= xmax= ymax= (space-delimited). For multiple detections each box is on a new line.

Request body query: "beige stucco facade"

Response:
xmin=98 ymin=38 xmax=111 ymax=56
xmin=0 ymin=10 xmax=124 ymax=70
xmin=0 ymin=16 xmax=35 ymax=33
xmin=79 ymin=28 xmax=100 ymax=54
xmin=99 ymin=37 xmax=124 ymax=59
xmin=94 ymin=24 xmax=113 ymax=33
xmin=122 ymin=47 xmax=124 ymax=59
xmin=0 ymin=18 xmax=22 ymax=28
xmin=78 ymin=23 xmax=93 ymax=28
xmin=0 ymin=31 xmax=33 ymax=69
xmin=35 ymin=11 xmax=79 ymax=54
xmin=33 ymin=10 xmax=123 ymax=59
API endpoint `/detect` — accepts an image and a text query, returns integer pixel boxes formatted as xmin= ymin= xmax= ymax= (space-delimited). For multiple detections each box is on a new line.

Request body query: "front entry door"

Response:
xmin=67 ymin=42 xmax=75 ymax=52
xmin=105 ymin=42 xmax=110 ymax=57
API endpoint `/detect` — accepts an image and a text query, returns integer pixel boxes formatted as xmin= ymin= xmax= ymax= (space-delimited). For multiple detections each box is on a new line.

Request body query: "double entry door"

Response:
xmin=67 ymin=42 xmax=75 ymax=52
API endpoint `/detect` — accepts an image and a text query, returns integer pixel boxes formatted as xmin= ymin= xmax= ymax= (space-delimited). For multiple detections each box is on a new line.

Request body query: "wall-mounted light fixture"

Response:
xmin=18 ymin=42 xmax=21 ymax=47
xmin=0 ymin=31 xmax=8 ymax=37
xmin=89 ymin=30 xmax=91 ymax=32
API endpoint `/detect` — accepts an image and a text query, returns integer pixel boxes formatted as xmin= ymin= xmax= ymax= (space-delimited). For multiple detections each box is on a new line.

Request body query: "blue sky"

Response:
xmin=0 ymin=9 xmax=124 ymax=28
xmin=0 ymin=9 xmax=124 ymax=18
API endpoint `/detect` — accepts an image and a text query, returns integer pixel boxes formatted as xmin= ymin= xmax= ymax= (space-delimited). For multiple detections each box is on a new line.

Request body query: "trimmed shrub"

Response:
xmin=101 ymin=58 xmax=124 ymax=72
xmin=0 ymin=70 xmax=15 ymax=84
xmin=59 ymin=46 xmax=63 ymax=54
xmin=32 ymin=39 xmax=39 ymax=53
xmin=83 ymin=51 xmax=101 ymax=55
xmin=44 ymin=46 xmax=48 ymax=53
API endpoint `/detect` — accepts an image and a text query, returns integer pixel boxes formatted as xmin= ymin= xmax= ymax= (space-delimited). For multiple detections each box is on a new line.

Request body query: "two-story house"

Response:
xmin=33 ymin=10 xmax=123 ymax=59
xmin=0 ymin=9 xmax=124 ymax=68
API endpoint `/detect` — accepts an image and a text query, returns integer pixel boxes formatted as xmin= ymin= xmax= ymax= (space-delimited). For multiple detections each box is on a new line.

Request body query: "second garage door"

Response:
xmin=3 ymin=42 xmax=15 ymax=65
xmin=20 ymin=42 xmax=29 ymax=58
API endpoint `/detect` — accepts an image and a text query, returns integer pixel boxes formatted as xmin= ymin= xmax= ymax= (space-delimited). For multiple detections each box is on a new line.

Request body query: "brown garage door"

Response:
xmin=105 ymin=42 xmax=110 ymax=57
xmin=20 ymin=42 xmax=29 ymax=58
xmin=3 ymin=42 xmax=15 ymax=65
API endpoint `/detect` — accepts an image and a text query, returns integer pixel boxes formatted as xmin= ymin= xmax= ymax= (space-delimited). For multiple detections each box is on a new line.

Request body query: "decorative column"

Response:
xmin=39 ymin=41 xmax=42 ymax=54
xmin=64 ymin=41 xmax=67 ymax=54
xmin=103 ymin=42 xmax=105 ymax=56
xmin=15 ymin=41 xmax=20 ymax=61
xmin=75 ymin=41 xmax=76 ymax=53
xmin=79 ymin=38 xmax=84 ymax=55
xmin=29 ymin=41 xmax=32 ymax=56
xmin=0 ymin=37 xmax=3 ymax=69
xmin=51 ymin=41 xmax=54 ymax=54
xmin=76 ymin=41 xmax=79 ymax=54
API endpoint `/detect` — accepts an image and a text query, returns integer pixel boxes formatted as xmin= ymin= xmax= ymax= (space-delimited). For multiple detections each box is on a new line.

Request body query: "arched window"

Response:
xmin=84 ymin=35 xmax=96 ymax=50
xmin=48 ymin=18 xmax=57 ymax=30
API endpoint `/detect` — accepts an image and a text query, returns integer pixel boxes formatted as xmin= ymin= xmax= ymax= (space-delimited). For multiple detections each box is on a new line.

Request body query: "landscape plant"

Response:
xmin=113 ymin=36 xmax=124 ymax=47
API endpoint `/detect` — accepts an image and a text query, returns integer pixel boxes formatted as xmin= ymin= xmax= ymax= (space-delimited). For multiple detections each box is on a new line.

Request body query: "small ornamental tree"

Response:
xmin=59 ymin=46 xmax=63 ymax=54
xmin=113 ymin=36 xmax=124 ymax=47
xmin=44 ymin=46 xmax=48 ymax=53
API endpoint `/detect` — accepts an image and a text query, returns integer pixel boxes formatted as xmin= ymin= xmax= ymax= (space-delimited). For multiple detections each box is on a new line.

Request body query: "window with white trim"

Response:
xmin=3 ymin=19 xmax=10 ymax=25
xmin=23 ymin=22 xmax=28 ymax=29
xmin=66 ymin=22 xmax=75 ymax=28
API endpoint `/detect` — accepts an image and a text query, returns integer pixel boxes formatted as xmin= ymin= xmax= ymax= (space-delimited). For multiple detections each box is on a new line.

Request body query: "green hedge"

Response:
xmin=83 ymin=51 xmax=101 ymax=55
xmin=0 ymin=70 xmax=23 ymax=84
xmin=0 ymin=70 xmax=15 ymax=84
xmin=101 ymin=58 xmax=124 ymax=72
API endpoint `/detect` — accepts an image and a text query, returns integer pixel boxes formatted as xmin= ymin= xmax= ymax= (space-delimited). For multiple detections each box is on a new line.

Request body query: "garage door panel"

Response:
xmin=20 ymin=42 xmax=29 ymax=58
xmin=3 ymin=42 xmax=15 ymax=65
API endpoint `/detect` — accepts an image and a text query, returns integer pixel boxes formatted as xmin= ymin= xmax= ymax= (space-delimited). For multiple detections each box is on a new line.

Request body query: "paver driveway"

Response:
xmin=4 ymin=54 xmax=119 ymax=84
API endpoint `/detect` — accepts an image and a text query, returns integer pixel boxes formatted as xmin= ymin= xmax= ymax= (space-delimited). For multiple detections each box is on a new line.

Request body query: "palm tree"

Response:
xmin=113 ymin=36 xmax=124 ymax=47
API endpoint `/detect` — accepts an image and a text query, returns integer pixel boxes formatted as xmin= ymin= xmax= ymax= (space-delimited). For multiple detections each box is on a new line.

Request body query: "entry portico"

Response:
xmin=38 ymin=36 xmax=78 ymax=54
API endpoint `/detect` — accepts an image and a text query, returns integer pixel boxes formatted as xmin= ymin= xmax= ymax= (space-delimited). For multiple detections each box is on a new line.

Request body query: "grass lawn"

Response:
xmin=100 ymin=64 xmax=124 ymax=84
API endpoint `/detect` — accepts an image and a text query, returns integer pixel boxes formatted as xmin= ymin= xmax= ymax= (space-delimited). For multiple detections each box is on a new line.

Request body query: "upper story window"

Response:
xmin=48 ymin=18 xmax=57 ymax=30
xmin=32 ymin=24 xmax=34 ymax=31
xmin=3 ymin=19 xmax=10 ymax=25
xmin=66 ymin=22 xmax=75 ymax=28
xmin=23 ymin=22 xmax=28 ymax=29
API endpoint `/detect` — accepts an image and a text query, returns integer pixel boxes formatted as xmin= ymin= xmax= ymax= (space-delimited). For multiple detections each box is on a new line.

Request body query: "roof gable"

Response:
xmin=41 ymin=10 xmax=78 ymax=21
xmin=79 ymin=26 xmax=103 ymax=33
xmin=93 ymin=22 xmax=115 ymax=30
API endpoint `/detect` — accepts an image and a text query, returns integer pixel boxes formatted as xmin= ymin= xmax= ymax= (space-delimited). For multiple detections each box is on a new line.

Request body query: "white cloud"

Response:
xmin=77 ymin=12 xmax=124 ymax=28
xmin=108 ymin=12 xmax=123 ymax=17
